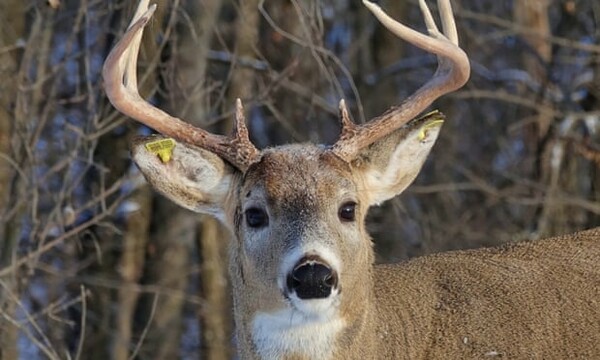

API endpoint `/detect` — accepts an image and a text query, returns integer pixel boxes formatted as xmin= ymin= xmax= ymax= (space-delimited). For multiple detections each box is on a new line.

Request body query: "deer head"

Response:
xmin=103 ymin=0 xmax=469 ymax=357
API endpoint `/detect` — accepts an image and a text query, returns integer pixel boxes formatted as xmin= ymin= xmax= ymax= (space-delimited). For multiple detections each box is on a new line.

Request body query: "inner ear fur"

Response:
xmin=130 ymin=135 xmax=240 ymax=220
xmin=351 ymin=112 xmax=444 ymax=206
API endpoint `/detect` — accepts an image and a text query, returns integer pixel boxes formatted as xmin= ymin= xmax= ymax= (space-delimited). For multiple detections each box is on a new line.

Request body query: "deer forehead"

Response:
xmin=241 ymin=145 xmax=358 ymax=212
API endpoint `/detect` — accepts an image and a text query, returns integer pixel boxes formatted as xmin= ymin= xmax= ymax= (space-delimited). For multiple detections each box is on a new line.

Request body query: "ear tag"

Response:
xmin=418 ymin=116 xmax=444 ymax=141
xmin=145 ymin=138 xmax=176 ymax=163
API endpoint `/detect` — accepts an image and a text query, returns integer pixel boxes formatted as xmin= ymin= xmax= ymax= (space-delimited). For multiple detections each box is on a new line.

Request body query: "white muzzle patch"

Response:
xmin=250 ymin=243 xmax=345 ymax=359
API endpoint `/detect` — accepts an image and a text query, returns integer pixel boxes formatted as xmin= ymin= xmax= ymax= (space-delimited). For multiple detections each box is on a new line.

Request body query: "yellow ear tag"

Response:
xmin=145 ymin=138 xmax=176 ymax=163
xmin=418 ymin=117 xmax=444 ymax=141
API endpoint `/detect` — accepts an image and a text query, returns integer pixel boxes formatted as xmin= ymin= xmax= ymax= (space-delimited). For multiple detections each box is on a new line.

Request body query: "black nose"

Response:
xmin=287 ymin=259 xmax=338 ymax=299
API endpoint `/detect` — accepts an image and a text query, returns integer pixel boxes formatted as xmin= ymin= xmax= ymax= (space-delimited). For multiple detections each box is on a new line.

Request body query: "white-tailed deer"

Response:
xmin=103 ymin=0 xmax=600 ymax=358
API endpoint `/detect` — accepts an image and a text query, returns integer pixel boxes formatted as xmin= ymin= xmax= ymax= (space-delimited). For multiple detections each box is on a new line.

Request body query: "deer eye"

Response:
xmin=245 ymin=207 xmax=269 ymax=228
xmin=338 ymin=201 xmax=357 ymax=222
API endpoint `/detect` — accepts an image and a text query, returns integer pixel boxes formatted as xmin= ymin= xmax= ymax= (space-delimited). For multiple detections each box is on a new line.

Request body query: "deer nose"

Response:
xmin=286 ymin=258 xmax=338 ymax=299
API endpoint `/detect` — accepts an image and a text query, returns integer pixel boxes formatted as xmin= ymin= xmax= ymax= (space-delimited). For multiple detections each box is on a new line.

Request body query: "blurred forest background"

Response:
xmin=0 ymin=0 xmax=599 ymax=359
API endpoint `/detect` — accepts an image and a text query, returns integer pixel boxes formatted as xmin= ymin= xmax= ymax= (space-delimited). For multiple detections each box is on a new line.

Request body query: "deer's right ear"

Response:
xmin=131 ymin=136 xmax=239 ymax=218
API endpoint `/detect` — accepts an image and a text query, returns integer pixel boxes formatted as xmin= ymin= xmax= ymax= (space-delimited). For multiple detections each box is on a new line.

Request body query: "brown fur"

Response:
xmin=132 ymin=133 xmax=600 ymax=359
xmin=374 ymin=228 xmax=600 ymax=359
xmin=114 ymin=1 xmax=599 ymax=358
xmin=227 ymin=145 xmax=376 ymax=359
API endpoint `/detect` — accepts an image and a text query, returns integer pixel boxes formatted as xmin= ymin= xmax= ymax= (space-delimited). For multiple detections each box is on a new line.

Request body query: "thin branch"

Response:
xmin=128 ymin=293 xmax=158 ymax=360
xmin=0 ymin=279 xmax=61 ymax=359
xmin=0 ymin=193 xmax=125 ymax=277
xmin=74 ymin=285 xmax=87 ymax=360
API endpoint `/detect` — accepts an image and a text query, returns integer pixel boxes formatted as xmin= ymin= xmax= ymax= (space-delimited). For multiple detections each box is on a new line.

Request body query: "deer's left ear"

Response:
xmin=353 ymin=112 xmax=444 ymax=206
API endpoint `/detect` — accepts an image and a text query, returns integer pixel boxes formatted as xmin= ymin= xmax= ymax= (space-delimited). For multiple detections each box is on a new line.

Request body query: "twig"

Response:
xmin=0 ymin=279 xmax=61 ymax=359
xmin=0 ymin=193 xmax=125 ymax=277
xmin=128 ymin=293 xmax=159 ymax=360
xmin=74 ymin=285 xmax=87 ymax=360
xmin=459 ymin=9 xmax=600 ymax=54
xmin=0 ymin=310 xmax=60 ymax=360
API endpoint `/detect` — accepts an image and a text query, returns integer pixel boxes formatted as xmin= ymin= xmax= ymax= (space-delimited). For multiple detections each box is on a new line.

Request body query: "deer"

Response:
xmin=103 ymin=0 xmax=600 ymax=358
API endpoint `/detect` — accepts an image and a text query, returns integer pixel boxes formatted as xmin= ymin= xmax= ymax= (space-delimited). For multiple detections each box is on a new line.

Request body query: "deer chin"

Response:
xmin=287 ymin=287 xmax=341 ymax=321
xmin=251 ymin=293 xmax=345 ymax=360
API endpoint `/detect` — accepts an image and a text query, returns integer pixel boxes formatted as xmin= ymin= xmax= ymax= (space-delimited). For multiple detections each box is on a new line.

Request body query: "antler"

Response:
xmin=331 ymin=0 xmax=470 ymax=162
xmin=102 ymin=0 xmax=260 ymax=171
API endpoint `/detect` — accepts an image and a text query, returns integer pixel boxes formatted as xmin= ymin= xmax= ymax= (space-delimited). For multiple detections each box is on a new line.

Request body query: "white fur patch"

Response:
xmin=251 ymin=307 xmax=345 ymax=360
xmin=252 ymin=242 xmax=345 ymax=358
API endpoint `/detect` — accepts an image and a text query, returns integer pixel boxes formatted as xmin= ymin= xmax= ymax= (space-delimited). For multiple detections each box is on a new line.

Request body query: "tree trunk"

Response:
xmin=357 ymin=0 xmax=411 ymax=261
xmin=0 ymin=2 xmax=28 ymax=358
xmin=108 ymin=2 xmax=167 ymax=359
xmin=513 ymin=0 xmax=565 ymax=237
xmin=168 ymin=0 xmax=236 ymax=358
xmin=113 ymin=186 xmax=153 ymax=360
xmin=198 ymin=217 xmax=232 ymax=360
xmin=139 ymin=200 xmax=195 ymax=359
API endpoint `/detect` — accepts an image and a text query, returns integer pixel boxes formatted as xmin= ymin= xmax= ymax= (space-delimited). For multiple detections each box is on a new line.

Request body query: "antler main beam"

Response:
xmin=102 ymin=0 xmax=260 ymax=171
xmin=331 ymin=0 xmax=470 ymax=162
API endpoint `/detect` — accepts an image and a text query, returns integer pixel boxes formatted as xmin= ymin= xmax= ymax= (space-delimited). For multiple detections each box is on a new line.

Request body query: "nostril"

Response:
xmin=324 ymin=273 xmax=334 ymax=287
xmin=290 ymin=274 xmax=301 ymax=288
xmin=287 ymin=261 xmax=338 ymax=300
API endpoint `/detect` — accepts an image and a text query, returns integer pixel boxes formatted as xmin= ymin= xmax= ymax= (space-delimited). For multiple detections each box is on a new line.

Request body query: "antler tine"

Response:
xmin=102 ymin=1 xmax=260 ymax=171
xmin=436 ymin=0 xmax=458 ymax=44
xmin=331 ymin=0 xmax=470 ymax=162
xmin=338 ymin=99 xmax=358 ymax=139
